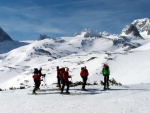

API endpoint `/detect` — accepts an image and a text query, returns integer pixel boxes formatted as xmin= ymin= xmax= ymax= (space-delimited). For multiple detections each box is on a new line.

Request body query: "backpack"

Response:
xmin=59 ymin=68 xmax=65 ymax=78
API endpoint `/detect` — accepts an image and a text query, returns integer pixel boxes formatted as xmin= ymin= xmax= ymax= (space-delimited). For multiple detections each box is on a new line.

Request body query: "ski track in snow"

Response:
xmin=0 ymin=84 xmax=150 ymax=113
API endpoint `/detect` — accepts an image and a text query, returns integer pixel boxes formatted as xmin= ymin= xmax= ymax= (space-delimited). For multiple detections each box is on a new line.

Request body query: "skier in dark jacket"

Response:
xmin=56 ymin=66 xmax=61 ymax=90
xmin=102 ymin=64 xmax=110 ymax=90
xmin=60 ymin=67 xmax=71 ymax=94
xmin=80 ymin=66 xmax=89 ymax=91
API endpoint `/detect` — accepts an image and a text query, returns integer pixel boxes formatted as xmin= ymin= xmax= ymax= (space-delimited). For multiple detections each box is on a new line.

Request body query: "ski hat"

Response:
xmin=65 ymin=67 xmax=69 ymax=71
xmin=81 ymin=67 xmax=84 ymax=70
xmin=103 ymin=64 xmax=107 ymax=67
xmin=39 ymin=67 xmax=42 ymax=70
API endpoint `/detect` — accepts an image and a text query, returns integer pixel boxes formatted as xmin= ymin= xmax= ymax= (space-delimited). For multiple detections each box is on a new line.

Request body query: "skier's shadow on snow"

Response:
xmin=32 ymin=92 xmax=100 ymax=95
xmin=70 ymin=88 xmax=101 ymax=95
xmin=33 ymin=88 xmax=100 ymax=95
xmin=106 ymin=88 xmax=150 ymax=91
xmin=37 ymin=87 xmax=150 ymax=95
xmin=70 ymin=88 xmax=99 ymax=91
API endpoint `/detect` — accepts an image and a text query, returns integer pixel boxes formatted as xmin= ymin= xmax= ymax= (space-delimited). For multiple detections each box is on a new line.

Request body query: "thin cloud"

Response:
xmin=0 ymin=0 xmax=150 ymax=40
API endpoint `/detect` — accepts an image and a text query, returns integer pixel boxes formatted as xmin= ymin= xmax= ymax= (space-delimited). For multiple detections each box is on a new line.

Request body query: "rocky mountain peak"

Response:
xmin=122 ymin=24 xmax=141 ymax=36
xmin=74 ymin=28 xmax=101 ymax=38
xmin=0 ymin=27 xmax=12 ymax=42
xmin=132 ymin=18 xmax=150 ymax=35
xmin=121 ymin=24 xmax=143 ymax=39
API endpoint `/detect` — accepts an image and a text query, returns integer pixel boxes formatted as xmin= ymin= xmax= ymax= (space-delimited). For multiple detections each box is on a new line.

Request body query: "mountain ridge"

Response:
xmin=0 ymin=27 xmax=12 ymax=42
xmin=0 ymin=18 xmax=150 ymax=90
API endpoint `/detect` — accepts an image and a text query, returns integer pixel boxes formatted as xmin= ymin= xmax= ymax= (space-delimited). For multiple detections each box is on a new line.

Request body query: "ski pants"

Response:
xmin=82 ymin=76 xmax=88 ymax=90
xmin=61 ymin=81 xmax=70 ymax=93
xmin=33 ymin=81 xmax=41 ymax=93
xmin=104 ymin=75 xmax=109 ymax=88
xmin=57 ymin=76 xmax=61 ymax=87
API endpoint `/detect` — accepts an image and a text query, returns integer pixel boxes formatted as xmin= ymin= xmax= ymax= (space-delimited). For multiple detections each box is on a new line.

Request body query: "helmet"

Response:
xmin=39 ymin=67 xmax=42 ymax=70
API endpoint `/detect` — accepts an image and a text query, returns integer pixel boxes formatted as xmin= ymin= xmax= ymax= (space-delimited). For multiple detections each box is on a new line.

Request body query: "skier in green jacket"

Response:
xmin=102 ymin=64 xmax=110 ymax=90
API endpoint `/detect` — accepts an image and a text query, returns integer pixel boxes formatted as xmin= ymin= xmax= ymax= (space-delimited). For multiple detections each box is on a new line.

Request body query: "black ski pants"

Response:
xmin=33 ymin=81 xmax=41 ymax=93
xmin=57 ymin=76 xmax=61 ymax=87
xmin=61 ymin=81 xmax=70 ymax=93
xmin=104 ymin=75 xmax=109 ymax=88
xmin=82 ymin=76 xmax=88 ymax=90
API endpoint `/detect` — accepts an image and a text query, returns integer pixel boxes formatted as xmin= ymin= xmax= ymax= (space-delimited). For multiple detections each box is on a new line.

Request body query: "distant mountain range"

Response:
xmin=0 ymin=18 xmax=149 ymax=43
xmin=0 ymin=18 xmax=150 ymax=90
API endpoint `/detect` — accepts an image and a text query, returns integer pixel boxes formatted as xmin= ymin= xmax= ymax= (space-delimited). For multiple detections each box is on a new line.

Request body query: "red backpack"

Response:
xmin=59 ymin=68 xmax=65 ymax=78
xmin=33 ymin=74 xmax=40 ymax=81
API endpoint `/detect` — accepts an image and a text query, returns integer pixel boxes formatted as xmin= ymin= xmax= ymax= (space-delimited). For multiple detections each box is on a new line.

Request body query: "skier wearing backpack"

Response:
xmin=102 ymin=64 xmax=110 ymax=90
xmin=60 ymin=67 xmax=71 ymax=94
xmin=32 ymin=71 xmax=41 ymax=94
xmin=59 ymin=67 xmax=65 ymax=81
xmin=56 ymin=66 xmax=61 ymax=90
xmin=80 ymin=66 xmax=89 ymax=91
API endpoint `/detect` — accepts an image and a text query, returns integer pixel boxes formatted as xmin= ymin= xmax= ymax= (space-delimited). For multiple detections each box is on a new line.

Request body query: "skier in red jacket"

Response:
xmin=80 ymin=66 xmax=89 ymax=91
xmin=32 ymin=72 xmax=41 ymax=94
xmin=60 ymin=67 xmax=71 ymax=94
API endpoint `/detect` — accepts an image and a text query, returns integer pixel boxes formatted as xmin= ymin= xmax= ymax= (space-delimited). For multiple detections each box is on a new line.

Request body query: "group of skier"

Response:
xmin=32 ymin=63 xmax=110 ymax=94
xmin=56 ymin=66 xmax=71 ymax=94
xmin=56 ymin=66 xmax=89 ymax=94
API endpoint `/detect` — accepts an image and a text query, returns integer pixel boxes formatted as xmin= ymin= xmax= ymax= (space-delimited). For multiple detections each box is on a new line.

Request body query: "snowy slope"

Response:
xmin=0 ymin=34 xmax=150 ymax=89
xmin=107 ymin=39 xmax=150 ymax=84
xmin=108 ymin=50 xmax=150 ymax=84
xmin=0 ymin=84 xmax=150 ymax=113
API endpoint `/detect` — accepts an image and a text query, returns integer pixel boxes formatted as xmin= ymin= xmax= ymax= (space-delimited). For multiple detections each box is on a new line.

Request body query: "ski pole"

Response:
xmin=87 ymin=79 xmax=95 ymax=93
xmin=70 ymin=77 xmax=76 ymax=90
xmin=42 ymin=77 xmax=49 ymax=89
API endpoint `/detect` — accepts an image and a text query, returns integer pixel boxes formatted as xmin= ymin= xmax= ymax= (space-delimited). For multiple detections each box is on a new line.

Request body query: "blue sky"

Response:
xmin=0 ymin=0 xmax=150 ymax=40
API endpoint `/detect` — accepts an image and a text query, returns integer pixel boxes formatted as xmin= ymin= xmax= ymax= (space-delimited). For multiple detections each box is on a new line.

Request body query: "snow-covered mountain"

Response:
xmin=0 ymin=27 xmax=30 ymax=54
xmin=1 ymin=18 xmax=150 ymax=113
xmin=121 ymin=24 xmax=143 ymax=39
xmin=0 ymin=33 xmax=149 ymax=90
xmin=0 ymin=18 xmax=150 ymax=90
xmin=121 ymin=18 xmax=150 ymax=39
xmin=132 ymin=18 xmax=150 ymax=35
xmin=74 ymin=28 xmax=101 ymax=38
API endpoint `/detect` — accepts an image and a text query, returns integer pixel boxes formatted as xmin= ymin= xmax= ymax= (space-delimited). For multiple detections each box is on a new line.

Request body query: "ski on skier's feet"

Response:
xmin=77 ymin=89 xmax=88 ymax=91
xmin=28 ymin=92 xmax=37 ymax=95
xmin=101 ymin=87 xmax=110 ymax=91
xmin=60 ymin=92 xmax=70 ymax=95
